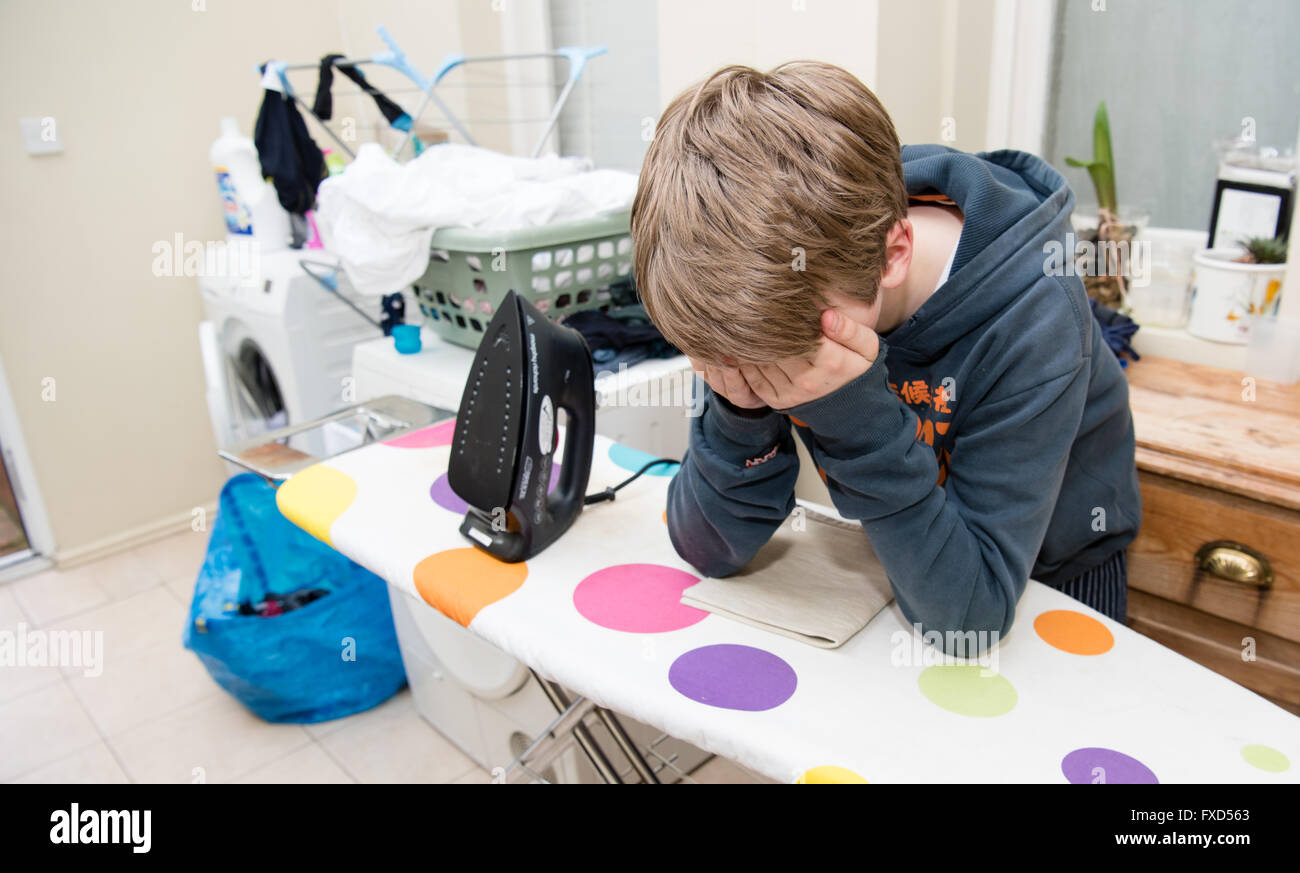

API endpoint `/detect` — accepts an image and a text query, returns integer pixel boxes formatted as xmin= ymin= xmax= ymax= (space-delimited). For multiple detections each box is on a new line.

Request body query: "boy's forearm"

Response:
xmin=665 ymin=385 xmax=798 ymax=578
xmin=787 ymin=350 xmax=1087 ymax=641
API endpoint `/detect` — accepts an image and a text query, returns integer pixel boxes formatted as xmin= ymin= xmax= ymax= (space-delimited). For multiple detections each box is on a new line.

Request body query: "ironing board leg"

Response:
xmin=507 ymin=696 xmax=595 ymax=783
xmin=529 ymin=670 xmax=624 ymax=784
xmin=592 ymin=708 xmax=661 ymax=784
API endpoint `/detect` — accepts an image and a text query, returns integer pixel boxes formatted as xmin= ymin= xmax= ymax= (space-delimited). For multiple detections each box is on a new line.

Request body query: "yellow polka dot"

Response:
xmin=275 ymin=465 xmax=358 ymax=546
xmin=798 ymin=766 xmax=868 ymax=784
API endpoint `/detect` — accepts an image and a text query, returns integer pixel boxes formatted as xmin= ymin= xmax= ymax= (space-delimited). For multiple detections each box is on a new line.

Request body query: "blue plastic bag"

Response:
xmin=182 ymin=473 xmax=407 ymax=723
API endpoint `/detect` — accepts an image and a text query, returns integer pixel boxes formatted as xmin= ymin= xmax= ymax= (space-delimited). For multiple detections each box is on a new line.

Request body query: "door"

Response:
xmin=0 ymin=446 xmax=28 ymax=560
xmin=0 ymin=352 xmax=55 ymax=567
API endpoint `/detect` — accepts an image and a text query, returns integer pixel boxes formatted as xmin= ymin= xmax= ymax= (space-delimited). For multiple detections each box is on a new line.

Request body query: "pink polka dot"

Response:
xmin=573 ymin=564 xmax=707 ymax=633
xmin=386 ymin=419 xmax=456 ymax=448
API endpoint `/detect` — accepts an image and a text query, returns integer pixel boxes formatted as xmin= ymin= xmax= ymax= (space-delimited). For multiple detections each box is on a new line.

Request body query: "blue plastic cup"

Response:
xmin=392 ymin=324 xmax=422 ymax=355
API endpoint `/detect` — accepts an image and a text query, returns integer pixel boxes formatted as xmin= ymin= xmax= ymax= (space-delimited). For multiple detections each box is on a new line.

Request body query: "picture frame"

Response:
xmin=1207 ymin=178 xmax=1293 ymax=250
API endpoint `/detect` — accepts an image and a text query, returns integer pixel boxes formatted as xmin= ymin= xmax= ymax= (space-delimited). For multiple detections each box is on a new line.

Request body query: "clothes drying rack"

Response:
xmin=262 ymin=25 xmax=606 ymax=161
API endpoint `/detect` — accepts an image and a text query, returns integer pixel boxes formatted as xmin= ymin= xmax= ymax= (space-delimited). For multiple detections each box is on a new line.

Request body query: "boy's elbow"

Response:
xmin=900 ymin=593 xmax=1015 ymax=658
xmin=666 ymin=510 xmax=747 ymax=579
xmin=665 ymin=467 xmax=748 ymax=578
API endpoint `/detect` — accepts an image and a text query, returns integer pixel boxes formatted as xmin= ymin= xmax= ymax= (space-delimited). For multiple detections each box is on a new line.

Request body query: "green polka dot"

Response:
xmin=1242 ymin=744 xmax=1290 ymax=773
xmin=917 ymin=665 xmax=1017 ymax=717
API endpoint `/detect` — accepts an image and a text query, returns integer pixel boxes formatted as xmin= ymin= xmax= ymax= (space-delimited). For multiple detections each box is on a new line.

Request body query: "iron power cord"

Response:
xmin=584 ymin=458 xmax=680 ymax=506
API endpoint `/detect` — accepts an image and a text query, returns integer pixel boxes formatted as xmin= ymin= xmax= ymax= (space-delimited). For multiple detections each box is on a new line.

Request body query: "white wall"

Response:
xmin=0 ymin=0 xmax=487 ymax=561
xmin=656 ymin=0 xmax=879 ymax=109
xmin=653 ymin=0 xmax=1002 ymax=153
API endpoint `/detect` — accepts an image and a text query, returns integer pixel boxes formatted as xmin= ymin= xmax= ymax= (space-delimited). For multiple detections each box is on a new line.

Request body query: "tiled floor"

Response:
xmin=0 ymin=531 xmax=771 ymax=784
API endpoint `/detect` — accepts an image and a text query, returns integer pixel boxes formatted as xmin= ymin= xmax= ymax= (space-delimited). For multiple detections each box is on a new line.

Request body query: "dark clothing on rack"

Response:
xmin=313 ymin=54 xmax=412 ymax=131
xmin=563 ymin=304 xmax=679 ymax=374
xmin=254 ymin=81 xmax=326 ymax=216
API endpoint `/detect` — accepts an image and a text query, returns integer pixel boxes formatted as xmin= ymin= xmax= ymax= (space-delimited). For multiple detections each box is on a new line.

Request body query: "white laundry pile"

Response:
xmin=315 ymin=142 xmax=639 ymax=296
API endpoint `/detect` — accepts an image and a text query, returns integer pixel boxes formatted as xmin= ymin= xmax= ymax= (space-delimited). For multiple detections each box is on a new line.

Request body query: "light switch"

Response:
xmin=19 ymin=117 xmax=62 ymax=155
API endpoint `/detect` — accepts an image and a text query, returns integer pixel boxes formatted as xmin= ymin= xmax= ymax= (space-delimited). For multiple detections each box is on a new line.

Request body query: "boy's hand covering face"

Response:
xmin=739 ymin=309 xmax=880 ymax=411
xmin=690 ymin=357 xmax=769 ymax=410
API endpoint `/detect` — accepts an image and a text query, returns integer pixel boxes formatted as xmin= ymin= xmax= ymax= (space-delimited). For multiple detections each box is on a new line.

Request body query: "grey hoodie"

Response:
xmin=666 ymin=145 xmax=1142 ymax=641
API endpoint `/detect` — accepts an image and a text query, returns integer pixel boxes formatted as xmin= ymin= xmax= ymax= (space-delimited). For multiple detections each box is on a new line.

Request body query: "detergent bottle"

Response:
xmin=210 ymin=117 xmax=290 ymax=253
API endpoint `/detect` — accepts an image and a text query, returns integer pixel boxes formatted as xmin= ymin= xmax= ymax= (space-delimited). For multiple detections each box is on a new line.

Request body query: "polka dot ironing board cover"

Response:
xmin=276 ymin=420 xmax=1298 ymax=784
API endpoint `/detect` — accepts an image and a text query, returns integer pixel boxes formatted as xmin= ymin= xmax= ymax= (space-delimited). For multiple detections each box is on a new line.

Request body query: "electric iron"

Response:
xmin=447 ymin=290 xmax=596 ymax=562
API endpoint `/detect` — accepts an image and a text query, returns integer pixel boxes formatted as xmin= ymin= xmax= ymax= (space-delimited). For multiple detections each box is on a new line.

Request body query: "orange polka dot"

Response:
xmin=1034 ymin=609 xmax=1114 ymax=655
xmin=413 ymin=548 xmax=528 ymax=627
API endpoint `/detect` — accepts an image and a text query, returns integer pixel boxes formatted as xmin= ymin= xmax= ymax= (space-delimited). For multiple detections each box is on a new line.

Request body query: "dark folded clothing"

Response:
xmin=1090 ymin=299 xmax=1140 ymax=369
xmin=563 ymin=304 xmax=680 ymax=373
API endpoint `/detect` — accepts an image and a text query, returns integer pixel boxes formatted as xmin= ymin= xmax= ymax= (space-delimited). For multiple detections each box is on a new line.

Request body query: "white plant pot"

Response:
xmin=1186 ymin=249 xmax=1286 ymax=344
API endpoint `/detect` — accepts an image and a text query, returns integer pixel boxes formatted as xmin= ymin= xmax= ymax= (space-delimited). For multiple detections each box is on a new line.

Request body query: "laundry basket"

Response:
xmin=411 ymin=210 xmax=633 ymax=350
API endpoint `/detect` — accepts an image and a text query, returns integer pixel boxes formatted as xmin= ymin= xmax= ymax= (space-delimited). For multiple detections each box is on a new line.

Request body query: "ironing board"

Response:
xmin=276 ymin=422 xmax=1300 ymax=784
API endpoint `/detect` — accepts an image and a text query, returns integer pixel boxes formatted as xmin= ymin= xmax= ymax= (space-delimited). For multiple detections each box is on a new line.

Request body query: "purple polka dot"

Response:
xmin=1061 ymin=748 xmax=1158 ymax=784
xmin=430 ymin=464 xmax=562 ymax=515
xmin=430 ymin=474 xmax=469 ymax=514
xmin=669 ymin=644 xmax=797 ymax=711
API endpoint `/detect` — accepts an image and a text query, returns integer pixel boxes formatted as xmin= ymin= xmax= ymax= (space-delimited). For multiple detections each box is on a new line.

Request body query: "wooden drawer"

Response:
xmin=1128 ymin=471 xmax=1300 ymax=644
xmin=1127 ymin=589 xmax=1300 ymax=716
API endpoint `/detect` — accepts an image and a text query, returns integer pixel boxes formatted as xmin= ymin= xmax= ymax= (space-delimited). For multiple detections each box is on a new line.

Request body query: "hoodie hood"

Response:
xmin=885 ymin=145 xmax=1077 ymax=361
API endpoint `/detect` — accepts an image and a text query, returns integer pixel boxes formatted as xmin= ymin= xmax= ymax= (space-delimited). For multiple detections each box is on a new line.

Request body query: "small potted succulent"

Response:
xmin=1187 ymin=235 xmax=1288 ymax=344
xmin=1065 ymin=101 xmax=1149 ymax=308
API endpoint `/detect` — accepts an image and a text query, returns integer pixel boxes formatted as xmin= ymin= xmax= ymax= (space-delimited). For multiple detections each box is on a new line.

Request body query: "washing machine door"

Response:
xmin=407 ymin=598 xmax=531 ymax=700
xmin=224 ymin=335 xmax=288 ymax=442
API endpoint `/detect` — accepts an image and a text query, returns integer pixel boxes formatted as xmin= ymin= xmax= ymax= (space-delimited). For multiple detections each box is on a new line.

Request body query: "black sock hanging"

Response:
xmin=333 ymin=62 xmax=408 ymax=126
xmin=312 ymin=53 xmax=345 ymax=120
xmin=313 ymin=54 xmax=408 ymax=127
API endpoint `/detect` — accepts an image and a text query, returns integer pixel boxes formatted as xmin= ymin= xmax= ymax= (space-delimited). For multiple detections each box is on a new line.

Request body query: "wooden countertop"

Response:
xmin=1126 ymin=356 xmax=1300 ymax=510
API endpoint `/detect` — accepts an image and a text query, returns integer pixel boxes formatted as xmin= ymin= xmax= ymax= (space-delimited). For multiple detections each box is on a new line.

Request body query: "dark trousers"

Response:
xmin=1050 ymin=550 xmax=1127 ymax=622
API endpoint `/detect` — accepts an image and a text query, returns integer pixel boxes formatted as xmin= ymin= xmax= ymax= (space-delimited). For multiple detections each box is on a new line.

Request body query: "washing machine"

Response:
xmin=198 ymin=248 xmax=386 ymax=458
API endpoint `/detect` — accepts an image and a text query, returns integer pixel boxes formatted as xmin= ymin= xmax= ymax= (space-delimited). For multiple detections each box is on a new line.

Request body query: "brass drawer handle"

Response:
xmin=1194 ymin=541 xmax=1273 ymax=589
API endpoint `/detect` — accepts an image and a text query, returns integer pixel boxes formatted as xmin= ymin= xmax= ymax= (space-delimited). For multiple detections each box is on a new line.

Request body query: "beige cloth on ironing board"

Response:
xmin=680 ymin=508 xmax=894 ymax=648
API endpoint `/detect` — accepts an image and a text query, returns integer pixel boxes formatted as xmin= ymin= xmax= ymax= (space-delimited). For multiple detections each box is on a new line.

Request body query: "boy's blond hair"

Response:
xmin=631 ymin=61 xmax=908 ymax=363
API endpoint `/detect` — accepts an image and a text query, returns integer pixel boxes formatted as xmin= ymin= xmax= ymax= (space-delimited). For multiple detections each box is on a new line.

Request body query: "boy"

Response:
xmin=631 ymin=62 xmax=1141 ymax=643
